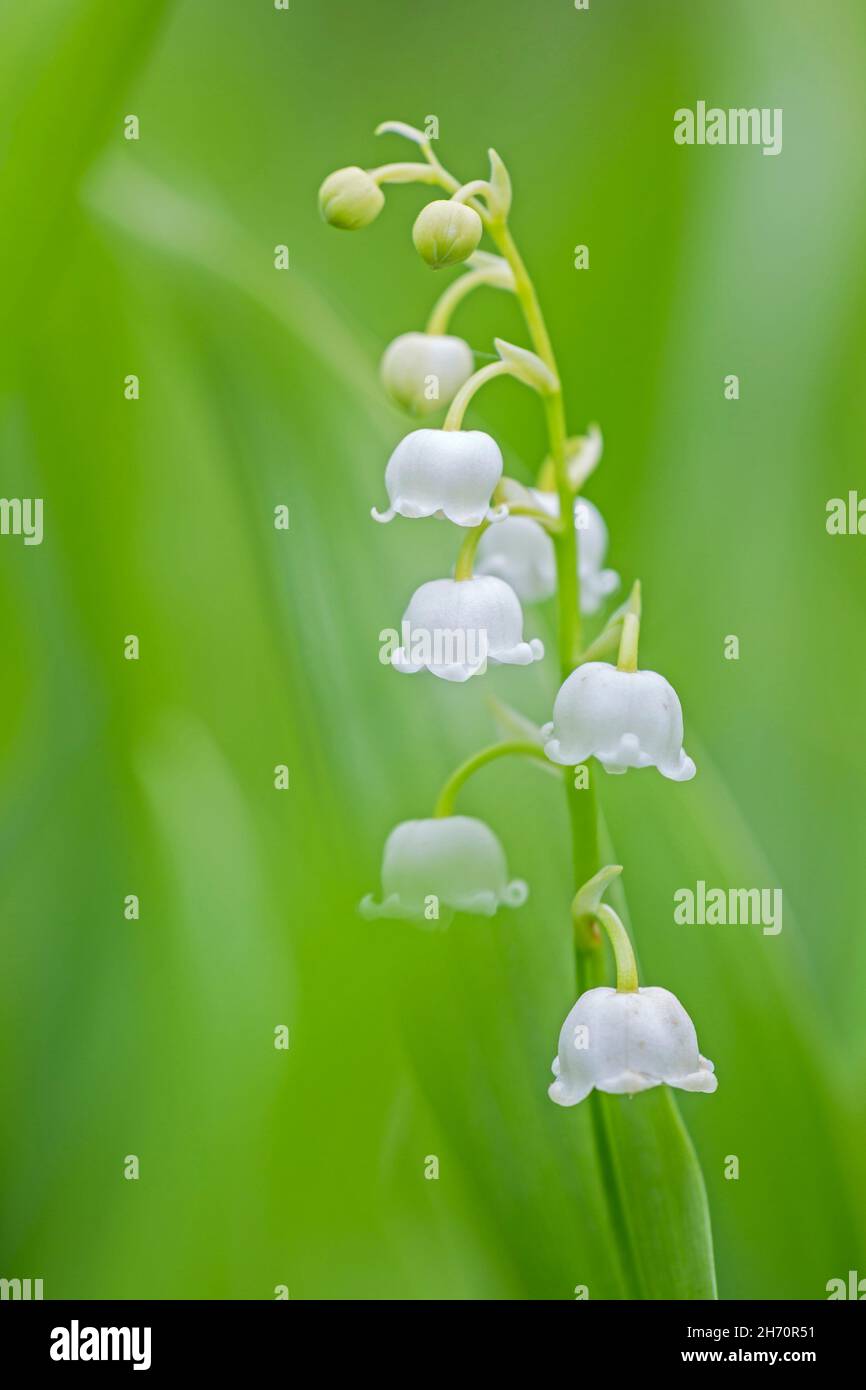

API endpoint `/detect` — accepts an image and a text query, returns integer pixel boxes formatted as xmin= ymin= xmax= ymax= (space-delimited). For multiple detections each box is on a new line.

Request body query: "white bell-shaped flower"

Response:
xmin=543 ymin=661 xmax=695 ymax=780
xmin=380 ymin=332 xmax=474 ymax=416
xmin=474 ymin=513 xmax=556 ymax=603
xmin=549 ymin=985 xmax=717 ymax=1105
xmin=372 ymin=428 xmax=504 ymax=527
xmin=391 ymin=575 xmax=544 ymax=682
xmin=360 ymin=815 xmax=528 ymax=921
xmin=574 ymin=497 xmax=620 ymax=614
xmin=474 ymin=491 xmax=618 ymax=613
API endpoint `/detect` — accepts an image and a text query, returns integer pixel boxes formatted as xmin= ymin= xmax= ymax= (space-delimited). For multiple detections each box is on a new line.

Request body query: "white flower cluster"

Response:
xmin=320 ymin=129 xmax=713 ymax=1111
xmin=371 ymin=414 xmax=547 ymax=678
xmin=359 ymin=354 xmax=703 ymax=1103
xmin=370 ymin=380 xmax=625 ymax=684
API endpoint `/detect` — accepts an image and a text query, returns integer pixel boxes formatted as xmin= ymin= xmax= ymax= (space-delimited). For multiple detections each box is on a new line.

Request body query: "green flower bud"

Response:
xmin=412 ymin=200 xmax=483 ymax=269
xmin=318 ymin=166 xmax=384 ymax=230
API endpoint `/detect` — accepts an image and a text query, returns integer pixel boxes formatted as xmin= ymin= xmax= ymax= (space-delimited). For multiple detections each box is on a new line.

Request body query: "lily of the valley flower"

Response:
xmin=318 ymin=166 xmax=385 ymax=230
xmin=360 ymin=815 xmax=528 ymax=921
xmin=475 ymin=492 xmax=619 ymax=613
xmin=549 ymin=985 xmax=717 ymax=1105
xmin=574 ymin=498 xmax=620 ymax=613
xmin=390 ymin=574 xmax=544 ymax=681
xmin=543 ymin=661 xmax=696 ymax=780
xmin=413 ymin=199 xmax=483 ymax=269
xmin=380 ymin=332 xmax=474 ymax=416
xmin=372 ymin=428 xmax=504 ymax=526
xmin=475 ymin=513 xmax=556 ymax=602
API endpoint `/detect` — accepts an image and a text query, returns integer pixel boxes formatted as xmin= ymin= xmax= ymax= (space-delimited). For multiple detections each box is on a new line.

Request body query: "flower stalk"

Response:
xmin=443 ymin=360 xmax=515 ymax=431
xmin=487 ymin=208 xmax=599 ymax=893
xmin=322 ymin=121 xmax=716 ymax=1301
xmin=434 ymin=740 xmax=552 ymax=818
xmin=425 ymin=262 xmax=513 ymax=335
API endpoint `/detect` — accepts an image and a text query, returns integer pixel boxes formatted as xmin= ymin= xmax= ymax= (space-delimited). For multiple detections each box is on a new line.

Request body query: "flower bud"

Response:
xmin=318 ymin=166 xmax=384 ymax=230
xmin=412 ymin=200 xmax=483 ymax=269
xmin=380 ymin=332 xmax=474 ymax=415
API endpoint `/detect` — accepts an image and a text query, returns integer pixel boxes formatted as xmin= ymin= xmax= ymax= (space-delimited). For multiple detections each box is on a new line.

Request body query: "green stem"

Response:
xmin=484 ymin=222 xmax=581 ymax=673
xmin=434 ymin=740 xmax=550 ymax=818
xmin=489 ymin=223 xmax=557 ymax=369
xmin=418 ymin=143 xmax=490 ymax=224
xmin=486 ymin=218 xmax=597 ymax=881
xmin=452 ymin=178 xmax=493 ymax=207
xmin=594 ymin=903 xmax=639 ymax=992
xmin=368 ymin=162 xmax=442 ymax=186
xmin=545 ymin=392 xmax=583 ymax=678
xmin=454 ymin=523 xmax=487 ymax=581
xmin=487 ymin=211 xmax=646 ymax=1304
xmin=420 ymin=146 xmax=640 ymax=1297
xmin=443 ymin=359 xmax=514 ymax=430
xmin=426 ymin=267 xmax=511 ymax=335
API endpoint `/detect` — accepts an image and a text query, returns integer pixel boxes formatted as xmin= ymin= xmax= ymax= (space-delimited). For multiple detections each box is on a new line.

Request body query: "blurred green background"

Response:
xmin=2 ymin=0 xmax=865 ymax=1300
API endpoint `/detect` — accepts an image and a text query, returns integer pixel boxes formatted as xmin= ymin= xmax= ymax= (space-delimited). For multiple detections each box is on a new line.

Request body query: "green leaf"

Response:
xmin=602 ymin=1089 xmax=717 ymax=1299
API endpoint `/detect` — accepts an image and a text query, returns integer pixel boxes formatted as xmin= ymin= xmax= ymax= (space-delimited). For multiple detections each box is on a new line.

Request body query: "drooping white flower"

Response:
xmin=474 ymin=491 xmax=619 ymax=613
xmin=360 ymin=815 xmax=528 ymax=921
xmin=548 ymin=986 xmax=717 ymax=1106
xmin=380 ymin=332 xmax=474 ymax=416
xmin=390 ymin=575 xmax=544 ymax=681
xmin=474 ymin=513 xmax=556 ymax=603
xmin=574 ymin=498 xmax=620 ymax=613
xmin=372 ymin=428 xmax=504 ymax=527
xmin=542 ymin=661 xmax=695 ymax=780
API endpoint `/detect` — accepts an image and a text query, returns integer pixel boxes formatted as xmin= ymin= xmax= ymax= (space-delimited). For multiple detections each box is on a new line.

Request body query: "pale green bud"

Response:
xmin=412 ymin=200 xmax=483 ymax=269
xmin=318 ymin=166 xmax=384 ymax=230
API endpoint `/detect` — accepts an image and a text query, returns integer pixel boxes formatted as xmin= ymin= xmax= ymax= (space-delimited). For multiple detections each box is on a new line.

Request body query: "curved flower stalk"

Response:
xmin=320 ymin=122 xmax=716 ymax=1299
xmin=390 ymin=574 xmax=544 ymax=681
xmin=360 ymin=815 xmax=528 ymax=922
xmin=426 ymin=251 xmax=516 ymax=333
